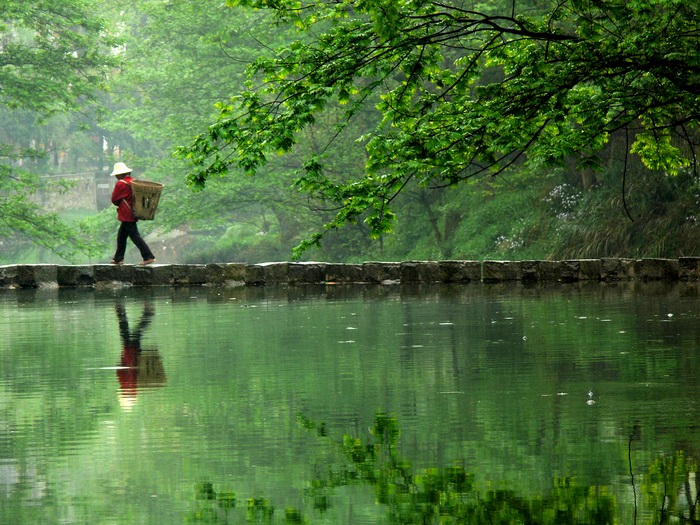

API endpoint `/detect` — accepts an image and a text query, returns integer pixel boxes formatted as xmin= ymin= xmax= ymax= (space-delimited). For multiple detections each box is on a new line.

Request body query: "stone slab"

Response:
xmin=132 ymin=265 xmax=173 ymax=286
xmin=325 ymin=263 xmax=365 ymax=283
xmin=207 ymin=263 xmax=246 ymax=285
xmin=519 ymin=260 xmax=563 ymax=282
xmin=679 ymin=257 xmax=700 ymax=280
xmin=363 ymin=262 xmax=401 ymax=283
xmin=187 ymin=265 xmax=209 ymax=285
xmin=400 ymin=261 xmax=441 ymax=283
xmin=482 ymin=261 xmax=520 ymax=282
xmin=577 ymin=259 xmax=602 ymax=281
xmin=437 ymin=260 xmax=482 ymax=283
xmin=560 ymin=260 xmax=580 ymax=282
xmin=600 ymin=258 xmax=635 ymax=281
xmin=57 ymin=265 xmax=95 ymax=287
xmin=633 ymin=258 xmax=679 ymax=281
xmin=288 ymin=262 xmax=327 ymax=284
xmin=2 ymin=264 xmax=59 ymax=288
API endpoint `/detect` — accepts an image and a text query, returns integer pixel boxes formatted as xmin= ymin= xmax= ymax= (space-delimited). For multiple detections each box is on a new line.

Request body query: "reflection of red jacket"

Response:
xmin=117 ymin=345 xmax=139 ymax=396
xmin=112 ymin=176 xmax=136 ymax=222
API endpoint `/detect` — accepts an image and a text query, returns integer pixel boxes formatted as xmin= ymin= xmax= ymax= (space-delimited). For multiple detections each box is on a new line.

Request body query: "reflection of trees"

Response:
xmin=189 ymin=414 xmax=700 ymax=524
xmin=306 ymin=413 xmax=616 ymax=525
xmin=643 ymin=452 xmax=700 ymax=525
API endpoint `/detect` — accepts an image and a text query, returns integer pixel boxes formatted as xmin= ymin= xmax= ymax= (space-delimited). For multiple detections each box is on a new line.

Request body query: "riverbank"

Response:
xmin=1 ymin=258 xmax=699 ymax=288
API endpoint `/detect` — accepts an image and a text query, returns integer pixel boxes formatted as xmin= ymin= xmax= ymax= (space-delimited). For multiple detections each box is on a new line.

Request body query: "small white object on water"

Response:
xmin=587 ymin=391 xmax=596 ymax=405
xmin=522 ymin=335 xmax=527 ymax=341
xmin=667 ymin=313 xmax=673 ymax=318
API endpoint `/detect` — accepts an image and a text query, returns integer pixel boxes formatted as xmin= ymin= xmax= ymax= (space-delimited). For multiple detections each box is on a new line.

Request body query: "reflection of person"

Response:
xmin=110 ymin=161 xmax=156 ymax=266
xmin=115 ymin=302 xmax=165 ymax=409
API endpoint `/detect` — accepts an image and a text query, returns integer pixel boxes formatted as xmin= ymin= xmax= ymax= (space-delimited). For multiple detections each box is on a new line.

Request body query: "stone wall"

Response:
xmin=1 ymin=258 xmax=699 ymax=289
xmin=33 ymin=172 xmax=114 ymax=212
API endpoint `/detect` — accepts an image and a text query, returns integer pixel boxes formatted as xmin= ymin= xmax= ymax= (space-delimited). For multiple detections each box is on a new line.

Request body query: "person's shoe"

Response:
xmin=140 ymin=258 xmax=156 ymax=266
xmin=110 ymin=259 xmax=123 ymax=265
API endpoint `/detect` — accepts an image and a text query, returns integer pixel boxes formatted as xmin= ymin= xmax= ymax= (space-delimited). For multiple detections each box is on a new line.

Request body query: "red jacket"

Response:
xmin=112 ymin=176 xmax=137 ymax=222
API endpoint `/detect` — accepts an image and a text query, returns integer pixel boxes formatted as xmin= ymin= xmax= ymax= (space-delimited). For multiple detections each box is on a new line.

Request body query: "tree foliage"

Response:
xmin=101 ymin=0 xmax=321 ymax=261
xmin=178 ymin=0 xmax=700 ymax=253
xmin=0 ymin=0 xmax=116 ymax=113
xmin=0 ymin=0 xmax=117 ymax=261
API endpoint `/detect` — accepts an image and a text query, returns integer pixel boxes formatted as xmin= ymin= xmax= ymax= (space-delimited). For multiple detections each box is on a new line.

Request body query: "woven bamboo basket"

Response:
xmin=131 ymin=180 xmax=164 ymax=220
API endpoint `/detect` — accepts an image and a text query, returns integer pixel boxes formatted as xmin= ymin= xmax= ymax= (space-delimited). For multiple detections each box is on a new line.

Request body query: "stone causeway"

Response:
xmin=1 ymin=258 xmax=700 ymax=289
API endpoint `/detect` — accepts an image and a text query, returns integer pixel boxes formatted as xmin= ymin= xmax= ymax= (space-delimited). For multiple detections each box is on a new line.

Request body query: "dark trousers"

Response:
xmin=113 ymin=221 xmax=155 ymax=262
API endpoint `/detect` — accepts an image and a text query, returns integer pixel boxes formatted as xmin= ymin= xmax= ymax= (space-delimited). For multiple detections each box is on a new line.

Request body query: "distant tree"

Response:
xmin=0 ymin=0 xmax=116 ymax=112
xmin=0 ymin=0 xmax=116 ymax=260
xmin=178 ymin=0 xmax=700 ymax=254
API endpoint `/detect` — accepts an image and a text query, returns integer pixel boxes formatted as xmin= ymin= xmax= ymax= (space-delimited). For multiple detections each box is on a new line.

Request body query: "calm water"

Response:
xmin=2 ymin=282 xmax=700 ymax=524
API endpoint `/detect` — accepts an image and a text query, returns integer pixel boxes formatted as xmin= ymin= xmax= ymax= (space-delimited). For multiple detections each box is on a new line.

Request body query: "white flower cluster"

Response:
xmin=495 ymin=234 xmax=524 ymax=251
xmin=545 ymin=183 xmax=581 ymax=221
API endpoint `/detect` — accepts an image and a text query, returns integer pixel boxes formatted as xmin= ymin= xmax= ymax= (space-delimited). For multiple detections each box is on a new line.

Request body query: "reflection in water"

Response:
xmin=115 ymin=301 xmax=166 ymax=410
xmin=5 ymin=283 xmax=700 ymax=523
xmin=629 ymin=424 xmax=642 ymax=525
xmin=191 ymin=413 xmax=700 ymax=525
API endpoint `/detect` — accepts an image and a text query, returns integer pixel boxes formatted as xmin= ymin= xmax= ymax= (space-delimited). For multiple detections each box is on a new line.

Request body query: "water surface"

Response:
xmin=2 ymin=282 xmax=700 ymax=524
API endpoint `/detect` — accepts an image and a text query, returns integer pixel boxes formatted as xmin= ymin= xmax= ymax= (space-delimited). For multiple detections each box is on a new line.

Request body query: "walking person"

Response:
xmin=110 ymin=162 xmax=156 ymax=265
